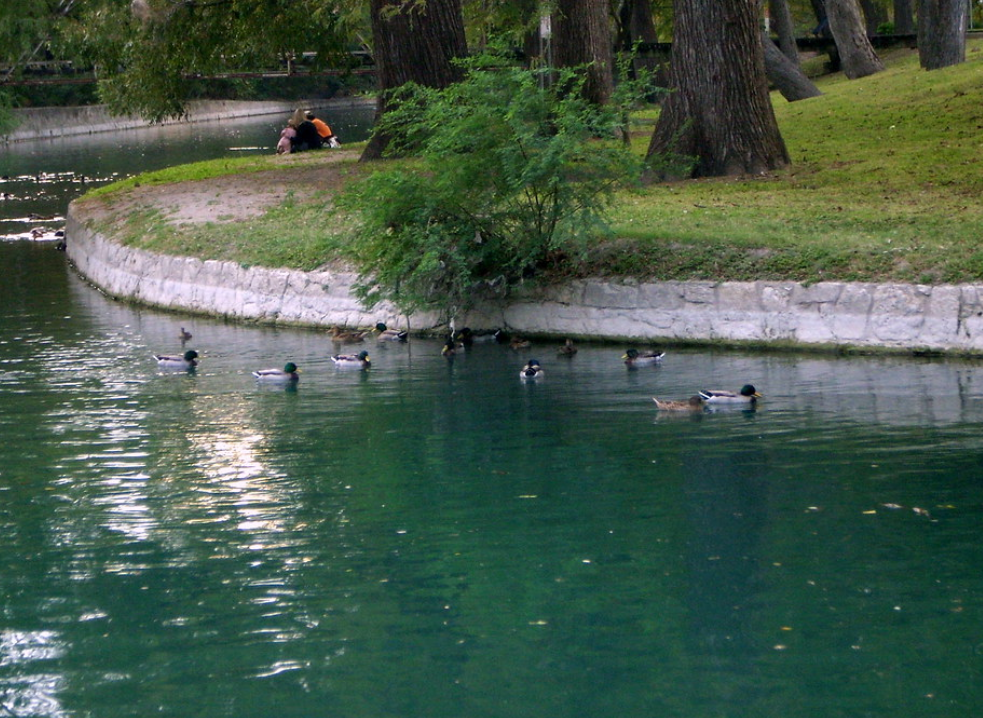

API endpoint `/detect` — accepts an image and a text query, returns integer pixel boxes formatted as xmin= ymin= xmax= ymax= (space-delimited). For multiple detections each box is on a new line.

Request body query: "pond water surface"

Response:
xmin=2 ymin=112 xmax=983 ymax=718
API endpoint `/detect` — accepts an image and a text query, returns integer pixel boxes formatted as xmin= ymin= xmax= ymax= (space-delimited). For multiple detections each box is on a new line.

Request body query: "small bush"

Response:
xmin=338 ymin=51 xmax=655 ymax=322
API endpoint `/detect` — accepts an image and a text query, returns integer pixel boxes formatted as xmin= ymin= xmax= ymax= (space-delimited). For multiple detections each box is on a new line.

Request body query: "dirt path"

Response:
xmin=77 ymin=151 xmax=355 ymax=226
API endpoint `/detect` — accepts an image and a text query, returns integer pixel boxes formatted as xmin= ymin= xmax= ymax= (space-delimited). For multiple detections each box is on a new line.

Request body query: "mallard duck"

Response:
xmin=375 ymin=322 xmax=408 ymax=342
xmin=330 ymin=326 xmax=368 ymax=343
xmin=253 ymin=362 xmax=300 ymax=382
xmin=623 ymin=348 xmax=665 ymax=367
xmin=520 ymin=359 xmax=544 ymax=380
xmin=510 ymin=336 xmax=531 ymax=350
xmin=653 ymin=395 xmax=705 ymax=411
xmin=699 ymin=384 xmax=762 ymax=404
xmin=179 ymin=327 xmax=193 ymax=343
xmin=558 ymin=338 xmax=577 ymax=357
xmin=441 ymin=337 xmax=458 ymax=357
xmin=332 ymin=350 xmax=371 ymax=369
xmin=453 ymin=327 xmax=474 ymax=348
xmin=154 ymin=349 xmax=198 ymax=370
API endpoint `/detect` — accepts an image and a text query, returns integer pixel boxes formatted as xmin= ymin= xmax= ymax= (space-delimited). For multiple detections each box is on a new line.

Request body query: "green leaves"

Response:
xmin=65 ymin=0 xmax=357 ymax=121
xmin=339 ymin=51 xmax=651 ymax=322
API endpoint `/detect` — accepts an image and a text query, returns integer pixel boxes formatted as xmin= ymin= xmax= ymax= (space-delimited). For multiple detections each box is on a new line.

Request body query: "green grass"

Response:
xmin=103 ymin=187 xmax=359 ymax=270
xmin=81 ymin=42 xmax=983 ymax=284
xmin=82 ymin=155 xmax=283 ymax=198
xmin=598 ymin=41 xmax=983 ymax=284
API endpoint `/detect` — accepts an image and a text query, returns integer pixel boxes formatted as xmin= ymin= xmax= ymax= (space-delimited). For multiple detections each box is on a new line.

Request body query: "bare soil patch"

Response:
xmin=78 ymin=153 xmax=354 ymax=226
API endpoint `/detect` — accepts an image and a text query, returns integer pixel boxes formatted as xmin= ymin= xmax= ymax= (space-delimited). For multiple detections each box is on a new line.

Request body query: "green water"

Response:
xmin=2 ymin=242 xmax=983 ymax=717
xmin=4 ymin=114 xmax=983 ymax=716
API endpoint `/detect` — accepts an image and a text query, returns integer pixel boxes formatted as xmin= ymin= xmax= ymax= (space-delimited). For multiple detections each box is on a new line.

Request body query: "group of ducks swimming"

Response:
xmin=152 ymin=347 xmax=369 ymax=381
xmin=153 ymin=323 xmax=762 ymax=409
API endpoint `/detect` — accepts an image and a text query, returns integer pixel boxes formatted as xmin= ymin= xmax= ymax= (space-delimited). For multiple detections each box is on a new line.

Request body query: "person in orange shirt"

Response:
xmin=305 ymin=111 xmax=340 ymax=147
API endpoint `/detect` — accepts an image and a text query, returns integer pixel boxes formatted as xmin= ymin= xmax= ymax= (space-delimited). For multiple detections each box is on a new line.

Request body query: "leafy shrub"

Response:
xmin=338 ymin=52 xmax=654 ymax=322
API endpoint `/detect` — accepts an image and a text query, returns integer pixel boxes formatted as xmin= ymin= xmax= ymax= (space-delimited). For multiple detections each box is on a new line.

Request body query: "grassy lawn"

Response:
xmin=81 ymin=39 xmax=983 ymax=284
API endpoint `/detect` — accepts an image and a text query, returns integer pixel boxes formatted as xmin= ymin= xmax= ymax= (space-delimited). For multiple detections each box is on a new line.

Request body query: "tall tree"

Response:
xmin=645 ymin=0 xmax=789 ymax=180
xmin=809 ymin=0 xmax=831 ymax=35
xmin=0 ymin=0 xmax=79 ymax=132
xmin=768 ymin=0 xmax=800 ymax=64
xmin=616 ymin=0 xmax=662 ymax=81
xmin=551 ymin=0 xmax=614 ymax=106
xmin=67 ymin=0 xmax=355 ymax=122
xmin=762 ymin=31 xmax=823 ymax=101
xmin=824 ymin=0 xmax=885 ymax=78
xmin=893 ymin=0 xmax=915 ymax=34
xmin=858 ymin=0 xmax=888 ymax=32
xmin=917 ymin=0 xmax=967 ymax=69
xmin=362 ymin=0 xmax=468 ymax=160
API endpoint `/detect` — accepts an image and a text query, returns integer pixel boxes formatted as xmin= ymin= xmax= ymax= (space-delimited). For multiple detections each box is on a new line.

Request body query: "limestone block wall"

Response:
xmin=66 ymin=211 xmax=983 ymax=354
xmin=502 ymin=279 xmax=983 ymax=352
xmin=65 ymin=213 xmax=425 ymax=330
xmin=3 ymin=98 xmax=372 ymax=143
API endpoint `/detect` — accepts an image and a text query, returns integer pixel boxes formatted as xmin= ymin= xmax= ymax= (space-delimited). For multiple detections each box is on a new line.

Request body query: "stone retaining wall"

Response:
xmin=3 ymin=98 xmax=373 ymax=143
xmin=65 ymin=209 xmax=983 ymax=354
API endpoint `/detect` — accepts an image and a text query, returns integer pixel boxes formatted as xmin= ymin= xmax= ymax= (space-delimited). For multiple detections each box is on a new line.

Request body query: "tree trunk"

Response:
xmin=918 ymin=0 xmax=967 ymax=69
xmin=858 ymin=0 xmax=888 ymax=32
xmin=825 ymin=0 xmax=885 ymax=78
xmin=769 ymin=0 xmax=800 ymax=65
xmin=810 ymin=0 xmax=831 ymax=35
xmin=361 ymin=0 xmax=468 ymax=161
xmin=617 ymin=0 xmax=664 ymax=84
xmin=762 ymin=32 xmax=823 ymax=101
xmin=893 ymin=0 xmax=915 ymax=34
xmin=645 ymin=0 xmax=789 ymax=180
xmin=552 ymin=0 xmax=615 ymax=106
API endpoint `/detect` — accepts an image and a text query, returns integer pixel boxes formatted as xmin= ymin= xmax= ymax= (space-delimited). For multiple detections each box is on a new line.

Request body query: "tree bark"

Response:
xmin=858 ymin=0 xmax=888 ymax=33
xmin=762 ymin=32 xmax=823 ymax=101
xmin=645 ymin=0 xmax=789 ymax=180
xmin=809 ymin=0 xmax=831 ymax=35
xmin=825 ymin=0 xmax=885 ymax=78
xmin=552 ymin=0 xmax=615 ymax=106
xmin=361 ymin=0 xmax=468 ymax=161
xmin=768 ymin=0 xmax=800 ymax=64
xmin=918 ymin=0 xmax=967 ymax=69
xmin=893 ymin=0 xmax=915 ymax=34
xmin=617 ymin=0 xmax=665 ymax=84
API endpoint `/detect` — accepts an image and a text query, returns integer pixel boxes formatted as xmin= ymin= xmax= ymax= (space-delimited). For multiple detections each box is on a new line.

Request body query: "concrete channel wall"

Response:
xmin=3 ymin=98 xmax=373 ymax=143
xmin=65 ymin=209 xmax=983 ymax=354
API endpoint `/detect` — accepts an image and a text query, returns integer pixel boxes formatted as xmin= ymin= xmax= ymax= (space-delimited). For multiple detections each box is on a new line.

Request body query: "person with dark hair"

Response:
xmin=288 ymin=108 xmax=322 ymax=151
xmin=306 ymin=110 xmax=340 ymax=148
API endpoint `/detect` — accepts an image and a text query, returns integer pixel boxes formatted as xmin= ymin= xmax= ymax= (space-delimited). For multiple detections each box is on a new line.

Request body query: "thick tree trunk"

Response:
xmin=762 ymin=32 xmax=823 ymax=101
xmin=361 ymin=0 xmax=468 ymax=161
xmin=769 ymin=0 xmax=800 ymax=64
xmin=624 ymin=0 xmax=660 ymax=45
xmin=918 ymin=0 xmax=967 ymax=69
xmin=893 ymin=0 xmax=915 ymax=34
xmin=645 ymin=0 xmax=789 ymax=180
xmin=858 ymin=0 xmax=888 ymax=33
xmin=617 ymin=0 xmax=664 ymax=84
xmin=810 ymin=0 xmax=831 ymax=35
xmin=825 ymin=0 xmax=885 ymax=78
xmin=552 ymin=0 xmax=615 ymax=105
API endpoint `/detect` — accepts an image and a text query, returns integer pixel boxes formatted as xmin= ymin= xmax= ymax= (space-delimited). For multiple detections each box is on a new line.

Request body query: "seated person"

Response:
xmin=292 ymin=119 xmax=322 ymax=151
xmin=276 ymin=125 xmax=296 ymax=154
xmin=306 ymin=111 xmax=340 ymax=147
